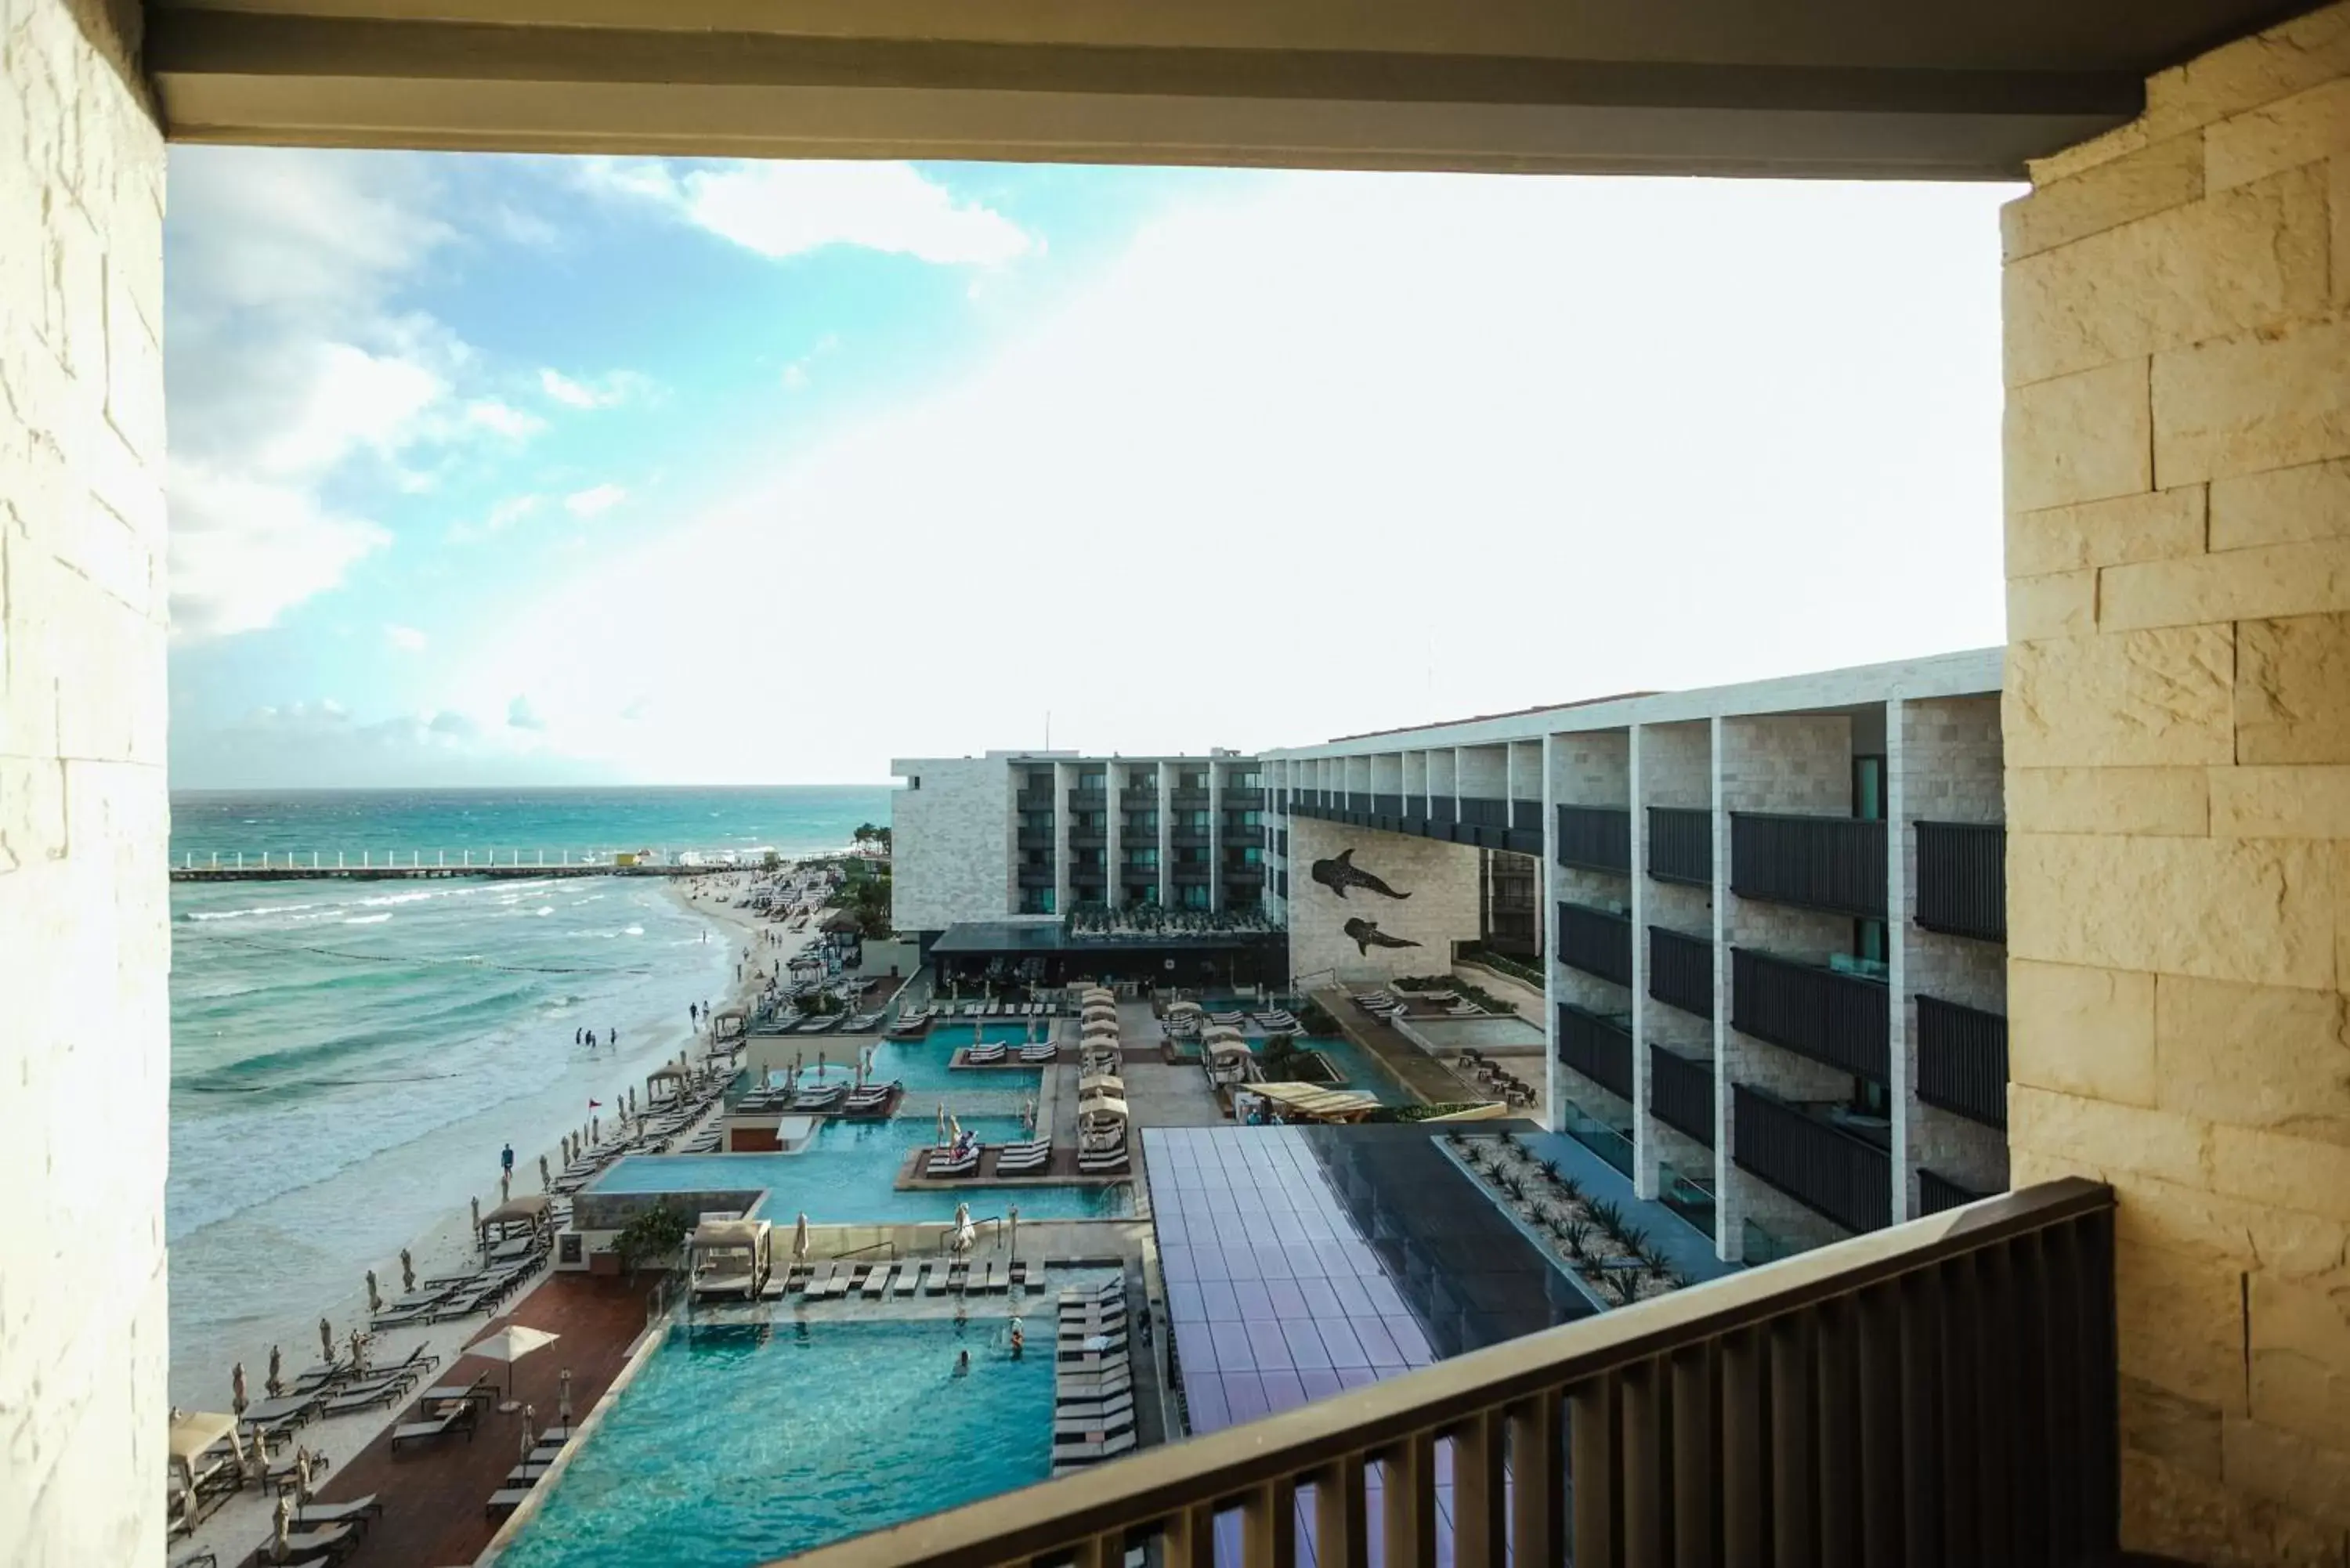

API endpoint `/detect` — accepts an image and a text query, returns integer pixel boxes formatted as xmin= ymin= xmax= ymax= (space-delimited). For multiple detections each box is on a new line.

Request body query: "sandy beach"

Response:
xmin=174 ymin=869 xmax=833 ymax=1565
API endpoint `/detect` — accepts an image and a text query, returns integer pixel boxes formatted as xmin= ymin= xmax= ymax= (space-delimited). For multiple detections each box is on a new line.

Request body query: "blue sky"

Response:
xmin=164 ymin=153 xmax=2018 ymax=788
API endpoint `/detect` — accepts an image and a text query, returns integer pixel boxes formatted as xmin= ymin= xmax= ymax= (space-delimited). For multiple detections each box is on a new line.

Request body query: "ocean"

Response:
xmin=165 ymin=786 xmax=892 ymax=1405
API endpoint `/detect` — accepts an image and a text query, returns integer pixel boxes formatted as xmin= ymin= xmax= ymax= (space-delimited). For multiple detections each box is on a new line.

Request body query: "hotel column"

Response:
xmin=1883 ymin=696 xmax=1916 ymax=1223
xmin=1539 ymin=734 xmax=1562 ymax=1136
xmin=1627 ymin=724 xmax=1658 ymax=1200
xmin=1708 ymin=714 xmax=1741 ymax=1263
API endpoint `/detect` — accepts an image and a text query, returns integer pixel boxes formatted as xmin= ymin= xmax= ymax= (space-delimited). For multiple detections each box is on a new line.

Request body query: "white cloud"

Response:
xmin=507 ymin=695 xmax=548 ymax=731
xmin=167 ymin=461 xmax=392 ymax=640
xmin=562 ymin=484 xmax=627 ymax=518
xmin=578 ymin=158 xmax=1034 ymax=266
xmin=466 ymin=173 xmax=2013 ymax=782
xmin=164 ymin=148 xmax=490 ymax=640
xmin=465 ymin=398 xmax=548 ymax=439
xmin=537 ymin=367 xmax=653 ymax=410
xmin=385 ymin=623 xmax=428 ymax=652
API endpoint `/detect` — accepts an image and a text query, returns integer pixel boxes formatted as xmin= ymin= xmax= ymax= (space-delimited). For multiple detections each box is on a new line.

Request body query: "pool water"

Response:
xmin=759 ymin=1039 xmax=1043 ymax=1095
xmin=910 ymin=1020 xmax=1053 ymax=1046
xmin=591 ymin=1118 xmax=1132 ymax=1222
xmin=494 ymin=1319 xmax=1057 ymax=1568
xmin=1293 ymin=1037 xmax=1416 ymax=1106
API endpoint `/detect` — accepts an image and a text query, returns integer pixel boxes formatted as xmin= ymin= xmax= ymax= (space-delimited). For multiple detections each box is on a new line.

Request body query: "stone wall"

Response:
xmin=889 ymin=757 xmax=1014 ymax=930
xmin=1285 ymin=817 xmax=1479 ymax=987
xmin=2004 ymin=7 xmax=2350 ymax=1555
xmin=0 ymin=2 xmax=169 ymax=1563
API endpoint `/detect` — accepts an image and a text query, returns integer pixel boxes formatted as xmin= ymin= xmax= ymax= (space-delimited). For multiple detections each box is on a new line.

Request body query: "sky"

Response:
xmin=163 ymin=150 xmax=2019 ymax=789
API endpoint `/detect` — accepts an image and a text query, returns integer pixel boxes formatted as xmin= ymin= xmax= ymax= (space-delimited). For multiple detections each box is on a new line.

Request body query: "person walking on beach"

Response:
xmin=574 ymin=1027 xmax=582 ymax=1046
xmin=501 ymin=1142 xmax=515 ymax=1183
xmin=609 ymin=1024 xmax=619 ymax=1046
xmin=689 ymin=1003 xmax=698 ymax=1030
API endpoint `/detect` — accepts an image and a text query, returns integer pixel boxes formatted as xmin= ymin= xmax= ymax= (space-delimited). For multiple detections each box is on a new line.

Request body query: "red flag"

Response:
xmin=588 ymin=1098 xmax=602 ymax=1109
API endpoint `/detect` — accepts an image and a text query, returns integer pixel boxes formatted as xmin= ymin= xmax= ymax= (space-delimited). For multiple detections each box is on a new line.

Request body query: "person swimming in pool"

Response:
xmin=1008 ymin=1319 xmax=1025 ymax=1360
xmin=953 ymin=1350 xmax=971 ymax=1378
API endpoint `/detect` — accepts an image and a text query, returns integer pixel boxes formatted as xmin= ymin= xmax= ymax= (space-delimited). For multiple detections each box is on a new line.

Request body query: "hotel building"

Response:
xmin=1263 ymin=648 xmax=2007 ymax=1267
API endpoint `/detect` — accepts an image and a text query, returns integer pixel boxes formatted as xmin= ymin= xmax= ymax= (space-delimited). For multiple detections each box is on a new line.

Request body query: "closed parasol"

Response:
xmin=266 ymin=1344 xmax=283 ymax=1399
xmin=540 ymin=1154 xmax=552 ymax=1192
xmin=951 ymin=1201 xmax=975 ymax=1258
xmin=365 ymin=1270 xmax=381 ymax=1316
xmin=319 ymin=1317 xmax=334 ymax=1364
xmin=231 ymin=1360 xmax=248 ymax=1414
xmin=400 ymin=1248 xmax=414 ymax=1294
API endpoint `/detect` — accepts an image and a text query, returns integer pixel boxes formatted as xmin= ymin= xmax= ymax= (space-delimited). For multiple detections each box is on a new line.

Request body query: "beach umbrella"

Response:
xmin=949 ymin=1114 xmax=963 ymax=1145
xmin=935 ymin=1103 xmax=947 ymax=1143
xmin=365 ymin=1270 xmax=382 ymax=1316
xmin=973 ymin=1019 xmax=984 ymax=1046
xmin=792 ymin=1213 xmax=809 ymax=1269
xmin=520 ymin=1414 xmax=537 ymax=1464
xmin=540 ymin=1154 xmax=551 ymax=1193
xmin=320 ymin=1317 xmax=334 ymax=1364
xmin=400 ymin=1248 xmax=415 ymax=1294
xmin=231 ymin=1360 xmax=248 ymax=1414
xmin=271 ymin=1491 xmax=294 ymax=1563
xmin=471 ymin=1195 xmax=482 ymax=1248
xmin=469 ymin=1324 xmax=560 ymax=1400
xmin=294 ymin=1447 xmax=315 ymax=1503
xmin=558 ymin=1367 xmax=573 ymax=1427
xmin=239 ymin=1421 xmax=266 ymax=1482
xmin=951 ymin=1201 xmax=974 ymax=1258
xmin=1007 ymin=1204 xmax=1019 ymax=1264
xmin=560 ymin=1134 xmax=570 ymax=1165
xmin=266 ymin=1345 xmax=283 ymax=1400
xmin=591 ymin=1115 xmax=599 ymax=1144
xmin=1029 ymin=1016 xmax=1040 ymax=1043
xmin=349 ymin=1328 xmax=368 ymax=1373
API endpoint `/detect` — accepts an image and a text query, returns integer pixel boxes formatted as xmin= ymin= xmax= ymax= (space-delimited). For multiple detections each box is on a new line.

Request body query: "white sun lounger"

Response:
xmin=862 ymin=1264 xmax=895 ymax=1299
xmin=1054 ymin=1409 xmax=1137 ymax=1440
xmin=892 ymin=1265 xmax=920 ymax=1297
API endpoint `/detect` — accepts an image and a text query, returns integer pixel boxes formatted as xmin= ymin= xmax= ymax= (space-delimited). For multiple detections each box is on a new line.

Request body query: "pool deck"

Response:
xmin=296 ymin=1274 xmax=656 ymax=1568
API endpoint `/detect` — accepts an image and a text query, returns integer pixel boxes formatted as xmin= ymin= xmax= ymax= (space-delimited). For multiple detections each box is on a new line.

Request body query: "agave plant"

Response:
xmin=1618 ymin=1223 xmax=1651 ymax=1256
xmin=1589 ymin=1198 xmax=1625 ymax=1237
xmin=1538 ymin=1158 xmax=1560 ymax=1183
xmin=1497 ymin=1128 xmax=1517 ymax=1150
xmin=1556 ymin=1174 xmax=1585 ymax=1205
xmin=1502 ymin=1173 xmax=1526 ymax=1200
xmin=1637 ymin=1242 xmax=1674 ymax=1274
xmin=1561 ymin=1220 xmax=1591 ymax=1259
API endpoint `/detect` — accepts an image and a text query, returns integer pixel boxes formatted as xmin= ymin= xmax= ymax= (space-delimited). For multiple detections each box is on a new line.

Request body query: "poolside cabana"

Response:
xmin=711 ymin=1006 xmax=747 ymax=1042
xmin=1079 ymin=1093 xmax=1129 ymax=1129
xmin=1079 ymin=987 xmax=1116 ymax=1006
xmin=1080 ymin=1003 xmax=1119 ymax=1022
xmin=1081 ymin=1017 xmax=1121 ymax=1038
xmin=1077 ymin=1071 xmax=1126 ymax=1100
xmin=645 ymin=1061 xmax=688 ymax=1106
xmin=168 ymin=1409 xmax=239 ymax=1500
xmin=689 ymin=1217 xmax=771 ymax=1299
xmin=479 ymin=1194 xmax=551 ymax=1252
xmin=1246 ymin=1081 xmax=1383 ymax=1124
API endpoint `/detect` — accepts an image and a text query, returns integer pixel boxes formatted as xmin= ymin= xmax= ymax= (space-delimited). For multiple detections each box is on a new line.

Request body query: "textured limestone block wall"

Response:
xmin=1894 ymin=696 xmax=2011 ymax=1205
xmin=891 ymin=758 xmax=1014 ymax=930
xmin=1639 ymin=722 xmax=1717 ymax=1057
xmin=1286 ymin=817 xmax=1479 ymax=986
xmin=0 ymin=2 xmax=169 ymax=1563
xmin=2003 ymin=7 xmax=2350 ymax=1555
xmin=1715 ymin=716 xmax=1856 ymax=1256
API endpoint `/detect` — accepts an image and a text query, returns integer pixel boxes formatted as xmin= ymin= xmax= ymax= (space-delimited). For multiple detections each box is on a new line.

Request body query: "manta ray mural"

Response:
xmin=1343 ymin=918 xmax=1420 ymax=956
xmin=1310 ymin=848 xmax=1410 ymax=901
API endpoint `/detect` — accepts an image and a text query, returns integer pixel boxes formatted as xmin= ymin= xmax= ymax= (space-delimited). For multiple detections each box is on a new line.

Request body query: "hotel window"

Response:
xmin=1021 ymin=812 xmax=1051 ymax=833
xmin=1127 ymin=768 xmax=1155 ymax=789
xmin=1180 ymin=771 xmax=1209 ymax=791
xmin=1185 ymin=811 xmax=1211 ymax=829
xmin=1019 ymin=890 xmax=1056 ymax=915
xmin=1235 ymin=770 xmax=1263 ymax=789
xmin=1125 ymin=853 xmax=1159 ymax=870
xmin=1242 ymin=846 xmax=1263 ymax=865
xmin=1079 ymin=771 xmax=1106 ymax=792
xmin=1237 ymin=810 xmax=1261 ymax=826
xmin=1177 ymin=847 xmax=1209 ymax=865
xmin=1125 ymin=811 xmax=1158 ymax=833
xmin=1180 ymin=885 xmax=1212 ymax=909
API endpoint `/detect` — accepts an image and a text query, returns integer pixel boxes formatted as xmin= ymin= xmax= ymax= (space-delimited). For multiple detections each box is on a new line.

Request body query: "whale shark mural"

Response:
xmin=1310 ymin=848 xmax=1409 ymax=901
xmin=1343 ymin=917 xmax=1420 ymax=956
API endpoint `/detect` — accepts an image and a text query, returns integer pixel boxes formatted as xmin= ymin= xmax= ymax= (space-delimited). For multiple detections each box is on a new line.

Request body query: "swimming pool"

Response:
xmin=494 ymin=1319 xmax=1056 ymax=1568
xmin=757 ymin=1039 xmax=1043 ymax=1096
xmin=1294 ymin=1036 xmax=1417 ymax=1106
xmin=591 ymin=1118 xmax=1133 ymax=1222
xmin=910 ymin=1020 xmax=1052 ymax=1046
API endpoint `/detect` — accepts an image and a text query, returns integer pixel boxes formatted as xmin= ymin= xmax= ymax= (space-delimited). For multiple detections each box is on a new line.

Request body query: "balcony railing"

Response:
xmin=1223 ymin=788 xmax=1266 ymax=810
xmin=1916 ymin=993 xmax=2009 ymax=1129
xmin=1427 ymin=794 xmax=1456 ymax=824
xmin=1122 ymin=817 xmax=1159 ymax=835
xmin=1068 ymin=829 xmax=1107 ymax=849
xmin=1555 ymin=805 xmax=1630 ymax=874
xmin=1016 ymin=829 xmax=1054 ymax=851
xmin=1015 ymin=791 xmax=1055 ymax=813
xmin=1917 ymin=819 xmax=2008 ymax=942
xmin=1647 ymin=925 xmax=1714 ymax=1019
xmin=1920 ymin=1166 xmax=1996 ymax=1216
xmin=784 ymin=1179 xmax=2117 ymax=1568
xmin=1223 ymin=826 xmax=1265 ymax=847
xmin=1172 ymin=789 xmax=1213 ymax=810
xmin=1459 ymin=795 xmax=1510 ymax=829
xmin=1554 ymin=901 xmax=1632 ymax=988
xmin=1733 ymin=1082 xmax=1893 ymax=1234
xmin=1648 ymin=1044 xmax=1715 ymax=1146
xmin=1553 ymin=1003 xmax=1632 ymax=1100
xmin=1646 ymin=806 xmax=1712 ymax=886
xmin=1171 ymin=863 xmax=1211 ymax=883
xmin=1068 ymin=789 xmax=1108 ymax=811
xmin=1730 ymin=947 xmax=1890 ymax=1082
xmin=1017 ymin=865 xmax=1054 ymax=888
xmin=1729 ymin=811 xmax=1886 ymax=917
xmin=1171 ymin=828 xmax=1213 ymax=848
xmin=1223 ymin=864 xmax=1265 ymax=883
xmin=1070 ymin=867 xmax=1107 ymax=887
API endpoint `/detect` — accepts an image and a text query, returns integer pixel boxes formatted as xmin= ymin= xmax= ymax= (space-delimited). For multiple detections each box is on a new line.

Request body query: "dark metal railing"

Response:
xmin=1017 ymin=865 xmax=1054 ymax=888
xmin=1015 ymin=792 xmax=1055 ymax=813
xmin=1555 ymin=805 xmax=1631 ymax=875
xmin=1171 ymin=829 xmax=1212 ymax=847
xmin=1554 ymin=1003 xmax=1633 ymax=1100
xmin=1223 ymin=826 xmax=1265 ymax=847
xmin=1555 ymin=901 xmax=1632 ymax=988
xmin=1649 ymin=1044 xmax=1716 ymax=1147
xmin=1017 ymin=829 xmax=1054 ymax=851
xmin=1730 ymin=812 xmax=1887 ymax=918
xmin=1733 ymin=1083 xmax=1893 ymax=1235
xmin=779 ymin=1179 xmax=2118 ymax=1568
xmin=1920 ymin=1167 xmax=1996 ymax=1216
xmin=1646 ymin=807 xmax=1712 ymax=887
xmin=1647 ymin=925 xmax=1714 ymax=1019
xmin=1917 ymin=994 xmax=2009 ymax=1129
xmin=1459 ymin=795 xmax=1510 ymax=829
xmin=1172 ymin=789 xmax=1213 ymax=810
xmin=1917 ymin=820 xmax=2007 ymax=943
xmin=1224 ymin=788 xmax=1266 ymax=810
xmin=1511 ymin=798 xmax=1543 ymax=833
xmin=1428 ymin=794 xmax=1457 ymax=824
xmin=1373 ymin=793 xmax=1403 ymax=817
xmin=1069 ymin=829 xmax=1107 ymax=848
xmin=1068 ymin=789 xmax=1108 ymax=811
xmin=1730 ymin=947 xmax=1890 ymax=1082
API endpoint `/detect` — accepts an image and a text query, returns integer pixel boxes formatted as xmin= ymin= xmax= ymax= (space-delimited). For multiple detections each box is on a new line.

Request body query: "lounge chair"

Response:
xmin=892 ymin=1266 xmax=920 ymax=1297
xmin=485 ymin=1487 xmax=534 ymax=1519
xmin=320 ymin=1377 xmax=407 ymax=1416
xmin=862 ymin=1264 xmax=895 ymax=1299
xmin=1058 ymin=1372 xmax=1132 ymax=1401
xmin=967 ymin=1045 xmax=1007 ymax=1065
xmin=252 ymin=1523 xmax=352 ymax=1561
xmin=1018 ymin=1043 xmax=1058 ymax=1064
xmin=292 ymin=1495 xmax=381 ymax=1532
xmin=927 ymin=1146 xmax=978 ymax=1177
xmin=1059 ymin=1333 xmax=1127 ymax=1359
xmin=1055 ymin=1394 xmax=1134 ymax=1424
xmin=920 ymin=1263 xmax=947 ymax=1296
xmin=1054 ymin=1408 xmax=1137 ymax=1440
xmin=1076 ymin=1147 xmax=1130 ymax=1174
xmin=389 ymin=1401 xmax=476 ymax=1449
xmin=1051 ymin=1430 xmax=1139 ymax=1473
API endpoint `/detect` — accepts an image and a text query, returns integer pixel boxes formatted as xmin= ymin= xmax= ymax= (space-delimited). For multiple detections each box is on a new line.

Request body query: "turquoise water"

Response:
xmin=166 ymin=786 xmax=891 ymax=1405
xmin=1296 ymin=1036 xmax=1417 ymax=1107
xmin=768 ymin=1041 xmax=1041 ymax=1096
xmin=497 ymin=1319 xmax=1056 ymax=1568
xmin=592 ymin=1118 xmax=1132 ymax=1221
xmin=912 ymin=1020 xmax=1054 ymax=1046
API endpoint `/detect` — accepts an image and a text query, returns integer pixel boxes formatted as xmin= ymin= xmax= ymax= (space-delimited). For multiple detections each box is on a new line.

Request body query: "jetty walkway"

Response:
xmin=171 ymin=854 xmax=734 ymax=883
